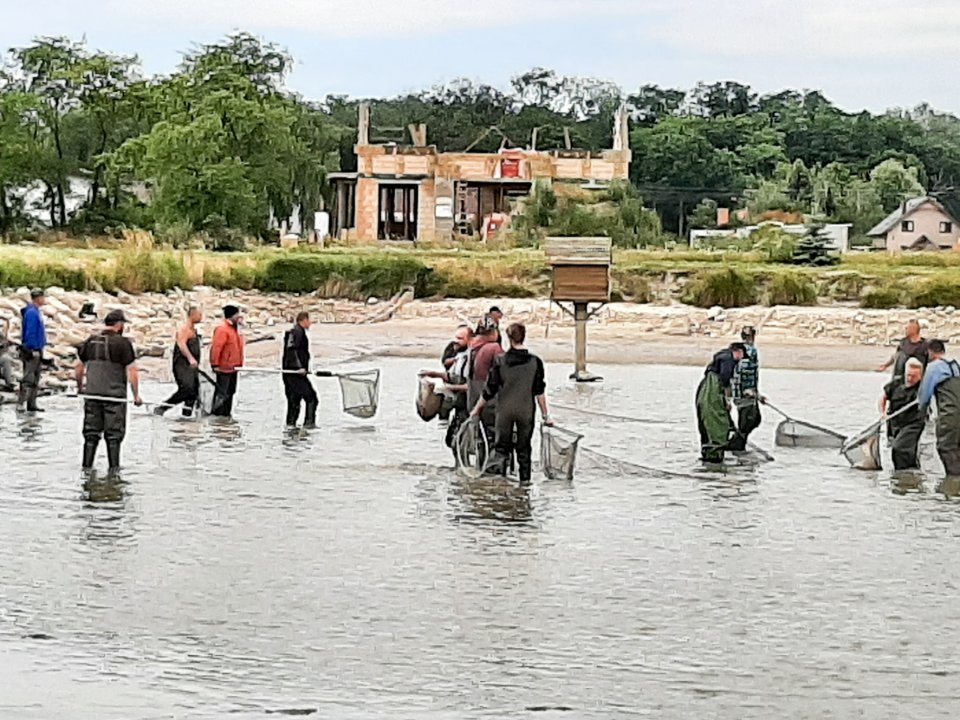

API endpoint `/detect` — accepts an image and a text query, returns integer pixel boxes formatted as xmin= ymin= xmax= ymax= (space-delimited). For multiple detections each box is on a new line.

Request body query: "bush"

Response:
xmin=907 ymin=279 xmax=960 ymax=309
xmin=682 ymin=268 xmax=758 ymax=308
xmin=203 ymin=264 xmax=259 ymax=290
xmin=109 ymin=249 xmax=191 ymax=293
xmin=612 ymin=270 xmax=654 ymax=303
xmin=751 ymin=226 xmax=796 ymax=262
xmin=767 ymin=272 xmax=817 ymax=306
xmin=0 ymin=259 xmax=88 ymax=291
xmin=821 ymin=271 xmax=867 ymax=301
xmin=256 ymin=253 xmax=433 ymax=298
xmin=861 ymin=287 xmax=904 ymax=309
xmin=436 ymin=275 xmax=536 ymax=299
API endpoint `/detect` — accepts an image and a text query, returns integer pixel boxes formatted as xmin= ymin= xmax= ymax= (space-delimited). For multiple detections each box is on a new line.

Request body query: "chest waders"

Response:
xmin=935 ymin=361 xmax=960 ymax=475
xmin=82 ymin=334 xmax=128 ymax=475
xmin=491 ymin=355 xmax=540 ymax=484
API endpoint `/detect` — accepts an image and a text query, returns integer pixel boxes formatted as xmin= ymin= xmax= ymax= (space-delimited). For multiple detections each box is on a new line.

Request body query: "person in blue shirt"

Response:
xmin=917 ymin=339 xmax=960 ymax=476
xmin=18 ymin=288 xmax=47 ymax=413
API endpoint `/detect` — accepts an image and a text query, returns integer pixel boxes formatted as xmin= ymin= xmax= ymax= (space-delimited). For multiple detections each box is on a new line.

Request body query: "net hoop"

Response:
xmin=337 ymin=369 xmax=380 ymax=419
xmin=454 ymin=420 xmax=490 ymax=479
xmin=540 ymin=424 xmax=584 ymax=481
xmin=775 ymin=419 xmax=846 ymax=449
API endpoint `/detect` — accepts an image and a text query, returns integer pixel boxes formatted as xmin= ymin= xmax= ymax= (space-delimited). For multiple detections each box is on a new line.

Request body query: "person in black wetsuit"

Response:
xmin=75 ymin=310 xmax=142 ymax=475
xmin=880 ymin=358 xmax=925 ymax=470
xmin=156 ymin=306 xmax=203 ymax=417
xmin=282 ymin=311 xmax=319 ymax=428
xmin=469 ymin=323 xmax=552 ymax=484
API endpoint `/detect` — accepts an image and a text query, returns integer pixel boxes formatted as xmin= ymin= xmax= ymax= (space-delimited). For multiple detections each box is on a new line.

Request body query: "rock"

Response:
xmin=46 ymin=286 xmax=65 ymax=297
xmin=367 ymin=297 xmax=380 ymax=305
xmin=115 ymin=290 xmax=132 ymax=303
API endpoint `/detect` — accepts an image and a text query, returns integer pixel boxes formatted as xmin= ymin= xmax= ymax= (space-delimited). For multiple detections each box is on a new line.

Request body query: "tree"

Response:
xmin=792 ymin=225 xmax=839 ymax=266
xmin=688 ymin=198 xmax=719 ymax=229
xmin=868 ymin=158 xmax=925 ymax=212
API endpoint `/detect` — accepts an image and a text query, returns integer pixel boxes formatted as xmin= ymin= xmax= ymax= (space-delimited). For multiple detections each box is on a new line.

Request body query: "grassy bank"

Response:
xmin=2 ymin=241 xmax=960 ymax=309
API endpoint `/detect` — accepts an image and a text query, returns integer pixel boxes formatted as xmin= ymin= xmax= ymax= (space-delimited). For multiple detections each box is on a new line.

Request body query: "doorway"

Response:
xmin=378 ymin=184 xmax=419 ymax=241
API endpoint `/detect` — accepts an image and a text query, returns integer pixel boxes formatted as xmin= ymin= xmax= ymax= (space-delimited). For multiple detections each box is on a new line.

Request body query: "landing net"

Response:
xmin=338 ymin=370 xmax=380 ymax=419
xmin=840 ymin=422 xmax=882 ymax=470
xmin=775 ymin=419 xmax=847 ymax=449
xmin=455 ymin=419 xmax=490 ymax=479
xmin=540 ymin=425 xmax=583 ymax=481
xmin=198 ymin=371 xmax=226 ymax=416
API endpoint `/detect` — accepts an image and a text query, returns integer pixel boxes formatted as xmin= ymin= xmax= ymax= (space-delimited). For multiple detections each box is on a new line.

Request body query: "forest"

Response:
xmin=1 ymin=32 xmax=958 ymax=245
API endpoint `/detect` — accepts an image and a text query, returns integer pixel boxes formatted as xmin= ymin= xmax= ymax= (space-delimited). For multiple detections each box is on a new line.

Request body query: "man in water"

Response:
xmin=696 ymin=342 xmax=747 ymax=463
xmin=18 ymin=288 xmax=47 ymax=412
xmin=878 ymin=319 xmax=929 ymax=376
xmin=918 ymin=340 xmax=960 ymax=475
xmin=467 ymin=315 xmax=504 ymax=434
xmin=0 ymin=318 xmax=17 ymax=392
xmin=881 ymin=357 xmax=925 ymax=471
xmin=75 ymin=310 xmax=142 ymax=475
xmin=728 ymin=326 xmax=765 ymax=452
xmin=421 ymin=325 xmax=475 ymax=447
xmin=441 ymin=323 xmax=471 ymax=370
xmin=469 ymin=323 xmax=552 ymax=484
xmin=155 ymin=306 xmax=203 ymax=417
xmin=282 ymin=311 xmax=319 ymax=428
xmin=489 ymin=306 xmax=504 ymax=344
xmin=209 ymin=305 xmax=245 ymax=417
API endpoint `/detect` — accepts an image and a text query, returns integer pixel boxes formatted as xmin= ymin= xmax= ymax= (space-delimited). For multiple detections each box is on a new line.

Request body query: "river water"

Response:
xmin=1 ymin=359 xmax=959 ymax=719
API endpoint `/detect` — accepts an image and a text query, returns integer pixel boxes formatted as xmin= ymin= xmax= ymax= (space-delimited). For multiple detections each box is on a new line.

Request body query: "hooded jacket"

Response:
xmin=483 ymin=348 xmax=546 ymax=417
xmin=210 ymin=320 xmax=245 ymax=374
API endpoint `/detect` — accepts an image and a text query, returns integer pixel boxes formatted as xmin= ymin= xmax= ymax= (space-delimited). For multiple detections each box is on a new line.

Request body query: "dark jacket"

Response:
xmin=483 ymin=348 xmax=546 ymax=418
xmin=706 ymin=349 xmax=738 ymax=389
xmin=282 ymin=325 xmax=311 ymax=371
xmin=884 ymin=378 xmax=922 ymax=434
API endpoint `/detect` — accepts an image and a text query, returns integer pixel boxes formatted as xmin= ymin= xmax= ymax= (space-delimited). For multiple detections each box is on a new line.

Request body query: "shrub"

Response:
xmin=861 ymin=287 xmax=904 ymax=309
xmin=110 ymin=248 xmax=191 ymax=293
xmin=256 ymin=253 xmax=433 ymax=298
xmin=0 ymin=259 xmax=88 ymax=290
xmin=821 ymin=271 xmax=867 ymax=301
xmin=907 ymin=279 xmax=960 ymax=309
xmin=682 ymin=268 xmax=758 ymax=308
xmin=612 ymin=270 xmax=654 ymax=303
xmin=437 ymin=275 xmax=536 ymax=299
xmin=767 ymin=272 xmax=817 ymax=306
xmin=203 ymin=264 xmax=258 ymax=290
xmin=751 ymin=226 xmax=796 ymax=262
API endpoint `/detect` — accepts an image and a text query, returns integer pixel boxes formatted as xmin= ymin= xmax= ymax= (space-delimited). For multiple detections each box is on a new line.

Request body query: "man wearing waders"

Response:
xmin=282 ymin=311 xmax=318 ymax=428
xmin=75 ymin=310 xmax=142 ymax=475
xmin=881 ymin=358 xmax=925 ymax=470
xmin=728 ymin=326 xmax=765 ymax=452
xmin=209 ymin=305 xmax=244 ymax=417
xmin=918 ymin=340 xmax=960 ymax=475
xmin=467 ymin=316 xmax=504 ymax=437
xmin=421 ymin=324 xmax=474 ymax=447
xmin=18 ymin=288 xmax=47 ymax=413
xmin=155 ymin=306 xmax=203 ymax=417
xmin=469 ymin=323 xmax=552 ymax=484
xmin=696 ymin=342 xmax=746 ymax=463
xmin=878 ymin=319 xmax=929 ymax=376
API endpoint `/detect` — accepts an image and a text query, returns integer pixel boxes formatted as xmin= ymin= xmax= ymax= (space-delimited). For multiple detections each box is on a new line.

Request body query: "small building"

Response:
xmin=690 ymin=221 xmax=853 ymax=252
xmin=867 ymin=196 xmax=960 ymax=252
xmin=329 ymin=104 xmax=632 ymax=242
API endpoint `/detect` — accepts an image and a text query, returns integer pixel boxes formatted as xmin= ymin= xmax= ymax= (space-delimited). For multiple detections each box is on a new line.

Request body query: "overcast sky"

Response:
xmin=3 ymin=0 xmax=959 ymax=113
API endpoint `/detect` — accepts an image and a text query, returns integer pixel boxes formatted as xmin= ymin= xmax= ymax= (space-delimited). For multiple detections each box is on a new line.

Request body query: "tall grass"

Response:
xmin=682 ymin=268 xmax=759 ymax=308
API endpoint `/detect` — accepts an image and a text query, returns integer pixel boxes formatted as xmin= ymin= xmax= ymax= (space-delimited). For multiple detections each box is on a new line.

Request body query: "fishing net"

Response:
xmin=540 ymin=425 xmax=583 ymax=481
xmin=197 ymin=371 xmax=226 ymax=416
xmin=455 ymin=419 xmax=490 ymax=478
xmin=775 ymin=419 xmax=847 ymax=449
xmin=840 ymin=422 xmax=882 ymax=470
xmin=338 ymin=370 xmax=380 ymax=419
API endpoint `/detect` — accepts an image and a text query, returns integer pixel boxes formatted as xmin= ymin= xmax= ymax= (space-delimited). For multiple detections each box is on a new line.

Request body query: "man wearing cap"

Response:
xmin=918 ymin=340 xmax=960 ymax=475
xmin=728 ymin=326 xmax=765 ymax=452
xmin=209 ymin=305 xmax=245 ymax=417
xmin=18 ymin=288 xmax=47 ymax=412
xmin=75 ymin=310 xmax=142 ymax=474
xmin=467 ymin=315 xmax=504 ymax=432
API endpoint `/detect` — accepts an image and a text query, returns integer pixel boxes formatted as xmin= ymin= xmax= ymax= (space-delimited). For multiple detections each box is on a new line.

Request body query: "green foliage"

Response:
xmin=612 ymin=271 xmax=654 ymax=303
xmin=906 ymin=279 xmax=960 ymax=309
xmin=108 ymin=248 xmax=191 ymax=293
xmin=688 ymin=198 xmax=719 ymax=229
xmin=767 ymin=272 xmax=817 ymax=305
xmin=861 ymin=286 xmax=904 ymax=309
xmin=434 ymin=275 xmax=536 ymax=299
xmin=0 ymin=259 xmax=87 ymax=290
xmin=869 ymin=159 xmax=925 ymax=212
xmin=202 ymin=264 xmax=258 ymax=290
xmin=792 ymin=225 xmax=840 ymax=266
xmin=751 ymin=225 xmax=797 ymax=262
xmin=256 ymin=253 xmax=433 ymax=298
xmin=682 ymin=268 xmax=759 ymax=308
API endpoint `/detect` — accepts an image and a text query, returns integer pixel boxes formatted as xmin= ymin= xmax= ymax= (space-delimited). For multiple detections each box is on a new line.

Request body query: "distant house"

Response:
xmin=867 ymin=197 xmax=960 ymax=252
xmin=689 ymin=221 xmax=852 ymax=252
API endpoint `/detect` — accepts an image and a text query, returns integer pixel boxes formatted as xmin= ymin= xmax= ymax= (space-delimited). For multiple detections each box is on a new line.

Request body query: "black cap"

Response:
xmin=30 ymin=288 xmax=44 ymax=299
xmin=104 ymin=309 xmax=127 ymax=326
xmin=223 ymin=305 xmax=240 ymax=319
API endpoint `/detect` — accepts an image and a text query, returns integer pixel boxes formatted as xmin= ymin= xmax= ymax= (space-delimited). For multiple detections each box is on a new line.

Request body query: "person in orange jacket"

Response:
xmin=209 ymin=305 xmax=245 ymax=417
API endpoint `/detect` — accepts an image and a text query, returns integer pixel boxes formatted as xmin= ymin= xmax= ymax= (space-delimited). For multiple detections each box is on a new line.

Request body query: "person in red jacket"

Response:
xmin=209 ymin=305 xmax=245 ymax=417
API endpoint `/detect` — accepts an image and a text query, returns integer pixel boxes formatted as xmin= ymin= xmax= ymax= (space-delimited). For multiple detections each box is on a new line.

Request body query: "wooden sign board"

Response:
xmin=545 ymin=237 xmax=612 ymax=302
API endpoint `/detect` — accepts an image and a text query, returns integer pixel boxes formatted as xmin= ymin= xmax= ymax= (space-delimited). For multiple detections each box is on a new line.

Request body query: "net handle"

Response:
xmin=763 ymin=400 xmax=793 ymax=422
xmin=840 ymin=399 xmax=919 ymax=454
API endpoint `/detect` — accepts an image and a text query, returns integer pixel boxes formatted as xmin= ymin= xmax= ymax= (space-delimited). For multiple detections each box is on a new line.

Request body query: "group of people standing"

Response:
xmin=422 ymin=306 xmax=553 ymax=484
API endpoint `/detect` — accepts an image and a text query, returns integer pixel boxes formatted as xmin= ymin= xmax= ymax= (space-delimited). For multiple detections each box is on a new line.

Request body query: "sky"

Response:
xmin=3 ymin=0 xmax=959 ymax=114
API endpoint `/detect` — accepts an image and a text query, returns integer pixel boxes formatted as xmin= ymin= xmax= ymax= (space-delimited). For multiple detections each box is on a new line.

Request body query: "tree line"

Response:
xmin=1 ymin=33 xmax=958 ymax=242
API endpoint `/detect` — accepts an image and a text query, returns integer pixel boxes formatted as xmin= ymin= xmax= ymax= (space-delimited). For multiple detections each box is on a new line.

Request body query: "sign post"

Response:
xmin=544 ymin=237 xmax=612 ymax=383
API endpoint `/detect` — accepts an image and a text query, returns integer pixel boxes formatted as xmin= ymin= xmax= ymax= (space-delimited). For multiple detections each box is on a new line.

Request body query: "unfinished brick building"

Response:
xmin=329 ymin=104 xmax=631 ymax=242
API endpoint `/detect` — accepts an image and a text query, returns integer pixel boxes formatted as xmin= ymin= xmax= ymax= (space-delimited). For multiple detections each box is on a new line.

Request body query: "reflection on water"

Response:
xmin=2 ymin=360 xmax=960 ymax=719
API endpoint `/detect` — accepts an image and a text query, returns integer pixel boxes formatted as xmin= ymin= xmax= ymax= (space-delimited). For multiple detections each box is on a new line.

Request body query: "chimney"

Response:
xmin=901 ymin=199 xmax=908 ymax=215
xmin=357 ymin=102 xmax=371 ymax=146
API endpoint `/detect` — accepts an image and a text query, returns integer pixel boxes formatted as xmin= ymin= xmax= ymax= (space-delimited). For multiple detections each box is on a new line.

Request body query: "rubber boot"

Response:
xmin=82 ymin=438 xmax=99 ymax=471
xmin=285 ymin=400 xmax=300 ymax=427
xmin=303 ymin=401 xmax=318 ymax=429
xmin=106 ymin=441 xmax=121 ymax=477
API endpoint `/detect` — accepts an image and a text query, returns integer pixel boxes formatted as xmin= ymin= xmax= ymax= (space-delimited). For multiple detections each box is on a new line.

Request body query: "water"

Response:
xmin=2 ymin=359 xmax=959 ymax=719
